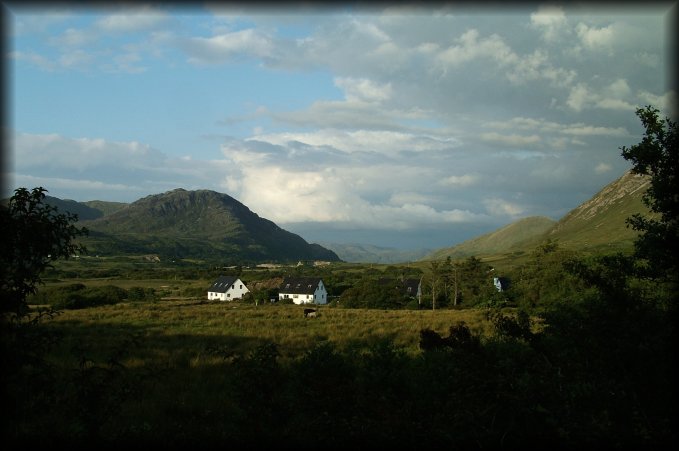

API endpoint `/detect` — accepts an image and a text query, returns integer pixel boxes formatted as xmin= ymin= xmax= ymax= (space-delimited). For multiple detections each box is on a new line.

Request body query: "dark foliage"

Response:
xmin=1 ymin=187 xmax=88 ymax=315
xmin=29 ymin=284 xmax=130 ymax=309
xmin=620 ymin=106 xmax=678 ymax=291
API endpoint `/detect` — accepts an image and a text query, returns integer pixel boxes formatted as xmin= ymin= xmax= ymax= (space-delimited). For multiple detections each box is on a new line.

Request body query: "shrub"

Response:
xmin=37 ymin=284 xmax=129 ymax=310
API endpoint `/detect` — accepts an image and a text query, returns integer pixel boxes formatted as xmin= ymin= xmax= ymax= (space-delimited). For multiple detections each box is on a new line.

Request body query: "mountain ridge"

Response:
xmin=422 ymin=170 xmax=653 ymax=261
xmin=51 ymin=188 xmax=340 ymax=263
xmin=424 ymin=216 xmax=556 ymax=261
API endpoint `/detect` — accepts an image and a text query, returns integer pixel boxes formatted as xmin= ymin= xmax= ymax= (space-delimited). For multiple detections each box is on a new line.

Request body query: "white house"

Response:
xmin=278 ymin=277 xmax=328 ymax=305
xmin=208 ymin=275 xmax=249 ymax=301
xmin=493 ymin=277 xmax=510 ymax=292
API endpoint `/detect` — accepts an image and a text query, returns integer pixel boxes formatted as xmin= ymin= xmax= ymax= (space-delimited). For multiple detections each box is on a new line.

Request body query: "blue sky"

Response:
xmin=4 ymin=2 xmax=677 ymax=250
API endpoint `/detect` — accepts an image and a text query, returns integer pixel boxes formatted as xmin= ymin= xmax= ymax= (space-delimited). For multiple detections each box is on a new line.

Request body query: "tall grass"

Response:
xmin=43 ymin=301 xmax=493 ymax=364
xmin=13 ymin=301 xmax=496 ymax=445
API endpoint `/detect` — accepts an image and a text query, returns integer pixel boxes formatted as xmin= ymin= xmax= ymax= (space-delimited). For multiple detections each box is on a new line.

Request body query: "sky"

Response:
xmin=3 ymin=2 xmax=677 ymax=250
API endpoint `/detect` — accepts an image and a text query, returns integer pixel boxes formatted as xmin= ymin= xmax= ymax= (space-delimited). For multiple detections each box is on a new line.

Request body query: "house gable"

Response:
xmin=278 ymin=277 xmax=327 ymax=305
xmin=208 ymin=275 xmax=249 ymax=301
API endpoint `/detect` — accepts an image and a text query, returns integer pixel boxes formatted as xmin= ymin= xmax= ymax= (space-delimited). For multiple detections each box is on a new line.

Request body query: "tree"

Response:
xmin=456 ymin=256 xmax=494 ymax=307
xmin=427 ymin=261 xmax=443 ymax=310
xmin=620 ymin=105 xmax=678 ymax=289
xmin=441 ymin=256 xmax=461 ymax=307
xmin=1 ymin=187 xmax=88 ymax=316
xmin=1 ymin=187 xmax=89 ymax=439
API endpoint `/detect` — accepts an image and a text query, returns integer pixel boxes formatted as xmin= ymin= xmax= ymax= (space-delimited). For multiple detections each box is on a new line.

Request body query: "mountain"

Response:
xmin=423 ymin=216 xmax=556 ymax=261
xmin=423 ymin=170 xmax=653 ymax=261
xmin=43 ymin=195 xmax=107 ymax=221
xmin=320 ymin=242 xmax=432 ymax=264
xmin=39 ymin=196 xmax=128 ymax=221
xmin=82 ymin=200 xmax=128 ymax=216
xmin=61 ymin=189 xmax=340 ymax=263
xmin=537 ymin=170 xmax=653 ymax=253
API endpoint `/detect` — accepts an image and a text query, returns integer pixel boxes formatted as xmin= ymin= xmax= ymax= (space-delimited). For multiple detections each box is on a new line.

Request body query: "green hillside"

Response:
xmin=43 ymin=195 xmax=105 ymax=221
xmin=537 ymin=171 xmax=653 ymax=253
xmin=424 ymin=216 xmax=556 ymax=261
xmin=72 ymin=188 xmax=340 ymax=263
xmin=423 ymin=170 xmax=654 ymax=262
xmin=83 ymin=200 xmax=128 ymax=216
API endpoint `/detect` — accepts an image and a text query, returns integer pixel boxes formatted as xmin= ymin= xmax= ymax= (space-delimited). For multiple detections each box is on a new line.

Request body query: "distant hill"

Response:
xmin=49 ymin=189 xmax=340 ymax=263
xmin=82 ymin=200 xmax=128 ymax=216
xmin=43 ymin=195 xmax=106 ymax=221
xmin=424 ymin=216 xmax=556 ymax=261
xmin=423 ymin=170 xmax=653 ymax=261
xmin=320 ymin=242 xmax=432 ymax=264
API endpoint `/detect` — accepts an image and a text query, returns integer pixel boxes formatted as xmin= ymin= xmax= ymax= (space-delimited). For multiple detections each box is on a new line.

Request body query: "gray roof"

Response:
xmin=279 ymin=277 xmax=323 ymax=295
xmin=209 ymin=275 xmax=240 ymax=293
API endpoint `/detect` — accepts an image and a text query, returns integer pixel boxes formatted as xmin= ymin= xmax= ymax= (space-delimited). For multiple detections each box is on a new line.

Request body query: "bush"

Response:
xmin=127 ymin=286 xmax=157 ymax=301
xmin=32 ymin=284 xmax=129 ymax=310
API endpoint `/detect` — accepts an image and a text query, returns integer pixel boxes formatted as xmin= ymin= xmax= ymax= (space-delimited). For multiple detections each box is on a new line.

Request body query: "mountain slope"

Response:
xmin=537 ymin=170 xmax=652 ymax=252
xmin=424 ymin=216 xmax=556 ymax=260
xmin=423 ymin=170 xmax=653 ymax=261
xmin=320 ymin=242 xmax=432 ymax=263
xmin=77 ymin=188 xmax=340 ymax=262
xmin=82 ymin=200 xmax=128 ymax=216
xmin=44 ymin=195 xmax=106 ymax=221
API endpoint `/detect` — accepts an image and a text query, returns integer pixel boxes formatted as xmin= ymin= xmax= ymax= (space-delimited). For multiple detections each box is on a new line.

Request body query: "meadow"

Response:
xmin=9 ymin=257 xmax=673 ymax=447
xmin=42 ymin=299 xmax=495 ymax=365
xmin=17 ymin=297 xmax=509 ymax=446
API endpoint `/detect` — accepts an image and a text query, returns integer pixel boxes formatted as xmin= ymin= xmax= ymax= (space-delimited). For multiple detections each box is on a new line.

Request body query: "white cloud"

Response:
xmin=13 ymin=173 xmax=138 ymax=193
xmin=483 ymin=197 xmax=525 ymax=217
xmin=48 ymin=27 xmax=93 ymax=47
xmin=480 ymin=132 xmax=541 ymax=147
xmin=12 ymin=132 xmax=237 ymax=202
xmin=388 ymin=191 xmax=430 ymax=205
xmin=606 ymin=78 xmax=631 ymax=97
xmin=185 ymin=29 xmax=273 ymax=63
xmin=567 ymin=79 xmax=638 ymax=112
xmin=637 ymin=89 xmax=677 ymax=116
xmin=595 ymin=163 xmax=612 ymax=174
xmin=530 ymin=5 xmax=567 ymax=42
xmin=436 ymin=29 xmax=518 ymax=68
xmin=58 ymin=49 xmax=95 ymax=69
xmin=560 ymin=125 xmax=628 ymax=137
xmin=334 ymin=77 xmax=392 ymax=103
xmin=594 ymin=98 xmax=636 ymax=111
xmin=566 ymin=83 xmax=589 ymax=111
xmin=576 ymin=22 xmax=615 ymax=52
xmin=250 ymin=129 xmax=458 ymax=155
xmin=439 ymin=174 xmax=478 ymax=187
xmin=14 ymin=132 xmax=165 ymax=171
xmin=10 ymin=50 xmax=57 ymax=71
xmin=95 ymin=8 xmax=169 ymax=33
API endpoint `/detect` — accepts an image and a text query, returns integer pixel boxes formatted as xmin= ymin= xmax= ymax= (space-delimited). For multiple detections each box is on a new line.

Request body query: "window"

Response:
xmin=227 ymin=293 xmax=231 ymax=298
xmin=240 ymin=284 xmax=243 ymax=289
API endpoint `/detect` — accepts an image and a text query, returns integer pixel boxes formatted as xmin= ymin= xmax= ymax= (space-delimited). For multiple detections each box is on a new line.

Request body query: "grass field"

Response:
xmin=41 ymin=300 xmax=495 ymax=366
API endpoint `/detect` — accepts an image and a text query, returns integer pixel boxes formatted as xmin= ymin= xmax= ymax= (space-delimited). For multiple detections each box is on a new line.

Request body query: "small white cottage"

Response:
xmin=208 ymin=275 xmax=249 ymax=301
xmin=278 ymin=277 xmax=328 ymax=305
